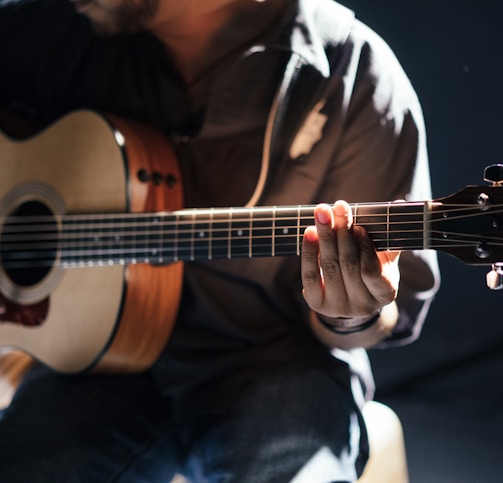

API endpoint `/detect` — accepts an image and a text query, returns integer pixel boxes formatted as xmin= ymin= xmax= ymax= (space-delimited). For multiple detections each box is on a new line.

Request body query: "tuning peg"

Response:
xmin=484 ymin=164 xmax=503 ymax=186
xmin=486 ymin=263 xmax=503 ymax=290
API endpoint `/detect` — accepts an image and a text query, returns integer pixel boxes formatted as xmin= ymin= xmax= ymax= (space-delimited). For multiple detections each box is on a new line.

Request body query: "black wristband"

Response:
xmin=317 ymin=310 xmax=382 ymax=335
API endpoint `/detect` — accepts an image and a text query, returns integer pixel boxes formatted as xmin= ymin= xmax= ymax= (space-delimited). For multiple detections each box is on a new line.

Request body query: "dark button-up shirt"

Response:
xmin=0 ymin=0 xmax=439 ymax=407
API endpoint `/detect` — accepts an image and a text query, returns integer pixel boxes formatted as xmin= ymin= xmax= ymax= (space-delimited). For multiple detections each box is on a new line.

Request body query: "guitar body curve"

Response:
xmin=0 ymin=111 xmax=184 ymax=373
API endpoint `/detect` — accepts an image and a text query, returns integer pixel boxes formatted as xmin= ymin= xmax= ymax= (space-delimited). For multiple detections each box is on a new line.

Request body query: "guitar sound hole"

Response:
xmin=1 ymin=200 xmax=58 ymax=287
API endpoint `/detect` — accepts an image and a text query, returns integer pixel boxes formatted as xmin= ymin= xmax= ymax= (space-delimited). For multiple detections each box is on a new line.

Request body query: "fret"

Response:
xmin=229 ymin=209 xmax=251 ymax=258
xmin=353 ymin=203 xmax=359 ymax=228
xmin=208 ymin=208 xmax=214 ymax=260
xmin=90 ymin=215 xmax=103 ymax=265
xmin=94 ymin=217 xmax=114 ymax=265
xmin=136 ymin=215 xmax=150 ymax=264
xmin=272 ymin=207 xmax=276 ymax=257
xmin=100 ymin=219 xmax=110 ymax=264
xmin=157 ymin=213 xmax=177 ymax=263
xmin=353 ymin=204 xmax=389 ymax=251
xmin=61 ymin=216 xmax=80 ymax=266
xmin=388 ymin=202 xmax=425 ymax=250
xmin=76 ymin=215 xmax=110 ymax=266
xmin=210 ymin=210 xmax=231 ymax=260
xmin=79 ymin=218 xmax=97 ymax=266
xmin=249 ymin=210 xmax=253 ymax=258
xmin=386 ymin=203 xmax=390 ymax=251
xmin=251 ymin=208 xmax=274 ymax=257
xmin=154 ymin=214 xmax=166 ymax=265
xmin=175 ymin=212 xmax=195 ymax=261
xmin=354 ymin=202 xmax=425 ymax=251
xmin=171 ymin=212 xmax=182 ymax=262
xmin=274 ymin=207 xmax=301 ymax=257
xmin=191 ymin=213 xmax=196 ymax=260
xmin=146 ymin=215 xmax=161 ymax=263
xmin=152 ymin=213 xmax=172 ymax=264
xmin=299 ymin=209 xmax=315 ymax=246
xmin=173 ymin=212 xmax=180 ymax=261
xmin=424 ymin=201 xmax=432 ymax=250
xmin=120 ymin=214 xmax=138 ymax=265
xmin=296 ymin=206 xmax=301 ymax=256
xmin=77 ymin=216 xmax=109 ymax=266
xmin=99 ymin=214 xmax=118 ymax=265
xmin=192 ymin=211 xmax=210 ymax=260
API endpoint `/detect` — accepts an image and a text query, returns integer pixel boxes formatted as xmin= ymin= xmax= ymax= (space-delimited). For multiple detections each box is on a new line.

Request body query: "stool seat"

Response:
xmin=358 ymin=400 xmax=409 ymax=483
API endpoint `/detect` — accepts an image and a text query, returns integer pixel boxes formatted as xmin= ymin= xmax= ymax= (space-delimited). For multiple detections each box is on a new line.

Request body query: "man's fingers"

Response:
xmin=327 ymin=202 xmax=372 ymax=308
xmin=301 ymin=225 xmax=324 ymax=309
xmin=302 ymin=201 xmax=399 ymax=317
xmin=357 ymin=228 xmax=400 ymax=305
xmin=313 ymin=203 xmax=344 ymax=293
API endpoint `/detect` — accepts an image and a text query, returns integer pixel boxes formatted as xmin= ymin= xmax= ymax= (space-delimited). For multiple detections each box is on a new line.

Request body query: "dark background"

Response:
xmin=339 ymin=1 xmax=503 ymax=482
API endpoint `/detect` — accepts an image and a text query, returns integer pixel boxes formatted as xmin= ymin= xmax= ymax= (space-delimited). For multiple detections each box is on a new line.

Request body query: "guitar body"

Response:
xmin=0 ymin=111 xmax=183 ymax=373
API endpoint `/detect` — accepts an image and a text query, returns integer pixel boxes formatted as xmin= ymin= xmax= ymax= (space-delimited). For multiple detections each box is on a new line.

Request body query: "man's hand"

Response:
xmin=301 ymin=201 xmax=400 ymax=349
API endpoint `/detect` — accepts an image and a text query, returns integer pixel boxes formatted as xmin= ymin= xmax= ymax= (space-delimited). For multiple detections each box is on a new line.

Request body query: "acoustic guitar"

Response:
xmin=1 ymin=111 xmax=502 ymax=374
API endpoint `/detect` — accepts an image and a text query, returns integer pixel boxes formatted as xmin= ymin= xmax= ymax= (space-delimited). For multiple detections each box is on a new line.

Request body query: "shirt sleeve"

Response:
xmin=321 ymin=19 xmax=441 ymax=346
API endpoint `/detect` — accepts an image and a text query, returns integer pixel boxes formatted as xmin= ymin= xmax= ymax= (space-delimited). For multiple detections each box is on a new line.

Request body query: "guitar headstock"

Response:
xmin=430 ymin=164 xmax=503 ymax=289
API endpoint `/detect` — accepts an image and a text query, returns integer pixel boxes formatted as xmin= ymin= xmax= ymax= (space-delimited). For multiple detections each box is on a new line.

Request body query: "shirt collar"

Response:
xmin=266 ymin=0 xmax=354 ymax=79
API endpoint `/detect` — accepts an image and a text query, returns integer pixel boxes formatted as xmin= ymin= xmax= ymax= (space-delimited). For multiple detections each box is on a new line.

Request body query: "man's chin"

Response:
xmin=73 ymin=0 xmax=159 ymax=36
xmin=79 ymin=12 xmax=143 ymax=36
xmin=69 ymin=0 xmax=94 ymax=14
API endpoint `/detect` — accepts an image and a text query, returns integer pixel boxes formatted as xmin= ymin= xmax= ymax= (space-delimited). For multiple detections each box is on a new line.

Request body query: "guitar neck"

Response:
xmin=51 ymin=201 xmax=432 ymax=267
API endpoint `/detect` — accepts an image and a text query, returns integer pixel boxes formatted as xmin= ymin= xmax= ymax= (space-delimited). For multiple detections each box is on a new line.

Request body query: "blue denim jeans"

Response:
xmin=0 ymin=363 xmax=368 ymax=482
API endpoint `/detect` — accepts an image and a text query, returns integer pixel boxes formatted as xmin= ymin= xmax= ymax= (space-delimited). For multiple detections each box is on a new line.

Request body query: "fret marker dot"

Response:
xmin=237 ymin=229 xmax=244 ymax=236
xmin=283 ymin=228 xmax=289 ymax=235
xmin=199 ymin=231 xmax=205 ymax=238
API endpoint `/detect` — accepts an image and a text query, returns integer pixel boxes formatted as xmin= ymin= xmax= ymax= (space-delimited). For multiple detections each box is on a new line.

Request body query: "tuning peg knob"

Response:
xmin=484 ymin=164 xmax=503 ymax=186
xmin=486 ymin=263 xmax=503 ymax=290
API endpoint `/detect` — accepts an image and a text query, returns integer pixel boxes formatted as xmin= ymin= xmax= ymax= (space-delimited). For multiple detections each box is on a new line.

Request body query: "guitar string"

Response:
xmin=1 ymin=223 xmax=500 ymax=250
xmin=1 ymin=204 xmax=503 ymax=267
xmin=1 ymin=222 xmax=502 ymax=252
xmin=1 ymin=202 xmax=502 ymax=235
xmin=1 ymin=224 xmax=502 ymax=251
xmin=2 ymin=237 xmax=502 ymax=269
xmin=1 ymin=224 xmax=501 ymax=249
xmin=2 ymin=229 xmax=503 ymax=268
xmin=0 ymin=223 xmax=428 ymax=242
xmin=0 ymin=201 xmax=498 ymax=230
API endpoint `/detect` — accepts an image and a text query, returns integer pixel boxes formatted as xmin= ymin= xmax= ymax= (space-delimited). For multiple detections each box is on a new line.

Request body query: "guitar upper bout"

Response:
xmin=96 ymin=114 xmax=185 ymax=373
xmin=0 ymin=111 xmax=185 ymax=374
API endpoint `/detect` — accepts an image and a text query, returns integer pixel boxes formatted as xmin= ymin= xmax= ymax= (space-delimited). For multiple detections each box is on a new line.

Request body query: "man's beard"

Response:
xmin=89 ymin=0 xmax=160 ymax=36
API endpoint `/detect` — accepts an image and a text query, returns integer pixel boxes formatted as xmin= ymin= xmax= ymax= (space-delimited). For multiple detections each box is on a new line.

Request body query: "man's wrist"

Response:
xmin=316 ymin=310 xmax=382 ymax=335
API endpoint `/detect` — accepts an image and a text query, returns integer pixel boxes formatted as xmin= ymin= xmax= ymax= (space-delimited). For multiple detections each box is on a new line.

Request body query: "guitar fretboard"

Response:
xmin=51 ymin=202 xmax=429 ymax=267
xmin=0 ymin=201 xmax=432 ymax=269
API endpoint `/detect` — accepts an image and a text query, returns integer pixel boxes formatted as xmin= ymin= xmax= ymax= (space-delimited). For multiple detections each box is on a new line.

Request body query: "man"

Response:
xmin=0 ymin=0 xmax=439 ymax=481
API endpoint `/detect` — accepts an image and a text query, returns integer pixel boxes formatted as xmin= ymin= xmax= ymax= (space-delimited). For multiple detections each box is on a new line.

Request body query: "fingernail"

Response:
xmin=315 ymin=208 xmax=331 ymax=225
xmin=304 ymin=228 xmax=317 ymax=242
